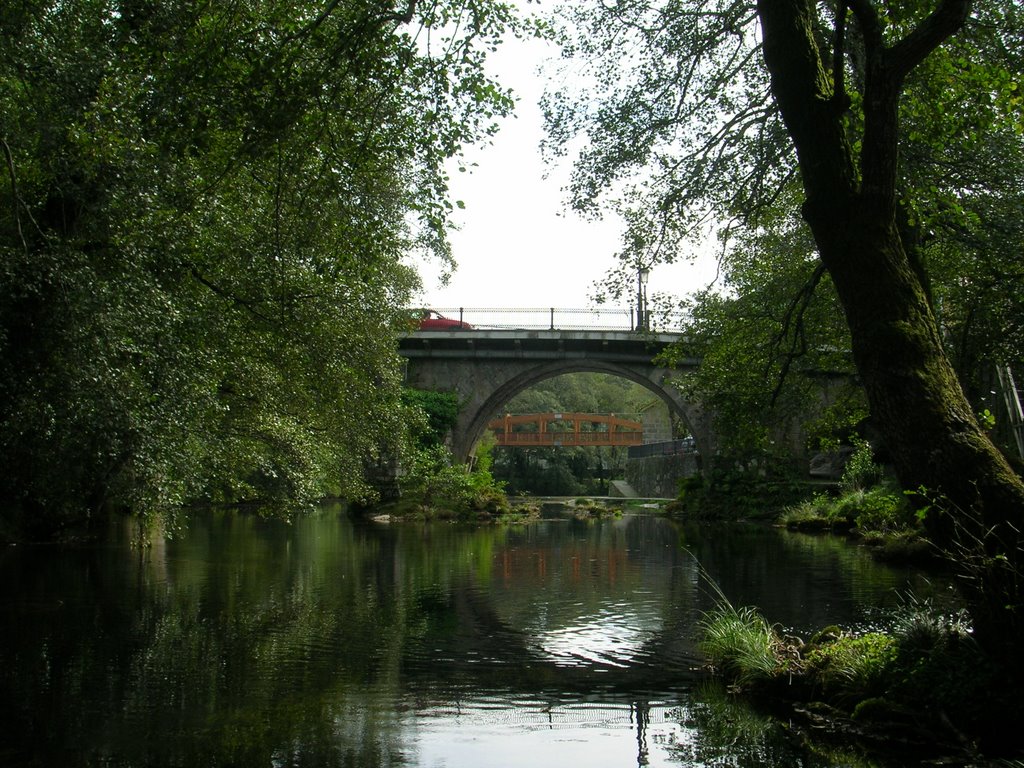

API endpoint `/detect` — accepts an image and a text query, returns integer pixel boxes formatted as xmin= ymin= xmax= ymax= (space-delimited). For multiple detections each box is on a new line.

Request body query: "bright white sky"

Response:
xmin=410 ymin=14 xmax=720 ymax=313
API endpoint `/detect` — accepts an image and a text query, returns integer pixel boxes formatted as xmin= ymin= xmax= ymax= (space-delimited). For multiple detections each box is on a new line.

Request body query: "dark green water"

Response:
xmin=0 ymin=506 xmax=958 ymax=767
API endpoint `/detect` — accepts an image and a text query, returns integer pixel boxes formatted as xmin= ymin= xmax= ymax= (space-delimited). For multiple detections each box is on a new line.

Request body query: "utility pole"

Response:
xmin=636 ymin=266 xmax=650 ymax=331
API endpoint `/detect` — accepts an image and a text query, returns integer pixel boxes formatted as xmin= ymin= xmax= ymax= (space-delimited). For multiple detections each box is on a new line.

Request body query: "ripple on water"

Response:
xmin=532 ymin=599 xmax=672 ymax=668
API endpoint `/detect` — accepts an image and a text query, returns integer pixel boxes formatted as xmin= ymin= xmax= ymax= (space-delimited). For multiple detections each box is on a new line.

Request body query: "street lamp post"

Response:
xmin=636 ymin=266 xmax=650 ymax=331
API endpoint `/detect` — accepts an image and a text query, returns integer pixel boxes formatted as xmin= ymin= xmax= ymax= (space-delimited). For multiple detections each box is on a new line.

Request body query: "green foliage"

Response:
xmin=778 ymin=494 xmax=850 ymax=532
xmin=699 ymin=592 xmax=1023 ymax=752
xmin=676 ymin=474 xmax=705 ymax=499
xmin=501 ymin=372 xmax=654 ymax=415
xmin=0 ymin=1 xmax=527 ymax=536
xmin=547 ymin=0 xmax=1024 ymax=387
xmin=885 ymin=601 xmax=1021 ymax=746
xmin=658 ymin=206 xmax=865 ymax=457
xmin=547 ymin=0 xmax=866 ymax=456
xmin=806 ymin=401 xmax=871 ymax=457
xmin=669 ymin=457 xmax=808 ymax=520
xmin=545 ymin=1 xmax=1024 ymax=593
xmin=399 ymin=444 xmax=508 ymax=520
xmin=897 ymin=5 xmax=1024 ymax=380
xmin=781 ymin=438 xmax=912 ymax=536
xmin=844 ymin=488 xmax=914 ymax=536
xmin=402 ymin=389 xmax=460 ymax=448
xmin=840 ymin=439 xmax=884 ymax=493
xmin=976 ymin=408 xmax=996 ymax=431
xmin=781 ymin=485 xmax=915 ymax=538
xmin=803 ymin=633 xmax=898 ymax=703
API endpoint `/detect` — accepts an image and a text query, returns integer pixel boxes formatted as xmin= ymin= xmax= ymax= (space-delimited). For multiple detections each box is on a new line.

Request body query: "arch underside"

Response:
xmin=455 ymin=359 xmax=706 ymax=462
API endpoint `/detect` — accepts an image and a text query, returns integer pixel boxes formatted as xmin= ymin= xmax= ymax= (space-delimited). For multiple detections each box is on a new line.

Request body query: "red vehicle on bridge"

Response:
xmin=414 ymin=309 xmax=473 ymax=330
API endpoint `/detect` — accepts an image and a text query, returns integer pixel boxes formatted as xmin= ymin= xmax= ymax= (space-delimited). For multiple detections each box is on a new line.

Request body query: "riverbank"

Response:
xmin=652 ymin=441 xmax=1022 ymax=761
xmin=699 ymin=592 xmax=1024 ymax=763
xmin=369 ymin=495 xmax=670 ymax=523
xmin=681 ymin=446 xmax=1024 ymax=762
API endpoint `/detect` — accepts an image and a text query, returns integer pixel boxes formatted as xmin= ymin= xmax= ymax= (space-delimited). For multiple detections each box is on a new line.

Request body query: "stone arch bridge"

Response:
xmin=399 ymin=329 xmax=713 ymax=462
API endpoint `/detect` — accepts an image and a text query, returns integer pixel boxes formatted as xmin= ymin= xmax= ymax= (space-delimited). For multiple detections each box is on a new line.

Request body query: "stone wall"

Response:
xmin=625 ymin=452 xmax=700 ymax=498
xmin=640 ymin=404 xmax=674 ymax=444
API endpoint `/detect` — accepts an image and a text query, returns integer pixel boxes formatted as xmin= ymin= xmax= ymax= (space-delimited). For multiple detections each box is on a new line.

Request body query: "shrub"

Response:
xmin=672 ymin=462 xmax=808 ymax=519
xmin=779 ymin=495 xmax=844 ymax=531
xmin=778 ymin=499 xmax=822 ymax=527
xmin=840 ymin=438 xmax=884 ymax=492
xmin=399 ymin=444 xmax=508 ymax=519
xmin=784 ymin=485 xmax=914 ymax=536
xmin=803 ymin=632 xmax=898 ymax=702
xmin=843 ymin=486 xmax=913 ymax=534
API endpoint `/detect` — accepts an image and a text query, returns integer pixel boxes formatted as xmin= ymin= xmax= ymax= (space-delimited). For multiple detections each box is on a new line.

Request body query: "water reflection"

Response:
xmin=0 ymin=506 xmax=949 ymax=767
xmin=536 ymin=601 xmax=658 ymax=668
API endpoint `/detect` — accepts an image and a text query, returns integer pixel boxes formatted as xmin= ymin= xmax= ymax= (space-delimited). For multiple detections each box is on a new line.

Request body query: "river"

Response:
xmin=0 ymin=504 xmax=959 ymax=767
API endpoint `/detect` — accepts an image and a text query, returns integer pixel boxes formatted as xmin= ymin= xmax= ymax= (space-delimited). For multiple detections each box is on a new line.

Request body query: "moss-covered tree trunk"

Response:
xmin=757 ymin=0 xmax=1024 ymax=662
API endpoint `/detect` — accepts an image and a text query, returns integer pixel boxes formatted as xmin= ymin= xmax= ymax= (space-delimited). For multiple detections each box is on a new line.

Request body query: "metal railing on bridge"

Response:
xmin=420 ymin=307 xmax=688 ymax=332
xmin=488 ymin=412 xmax=644 ymax=448
xmin=627 ymin=438 xmax=697 ymax=459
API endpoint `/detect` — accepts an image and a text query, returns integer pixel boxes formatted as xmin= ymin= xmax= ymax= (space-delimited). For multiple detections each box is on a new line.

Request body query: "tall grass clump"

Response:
xmin=700 ymin=603 xmax=780 ymax=687
xmin=779 ymin=493 xmax=850 ymax=531
xmin=697 ymin=569 xmax=1024 ymax=757
xmin=780 ymin=439 xmax=918 ymax=540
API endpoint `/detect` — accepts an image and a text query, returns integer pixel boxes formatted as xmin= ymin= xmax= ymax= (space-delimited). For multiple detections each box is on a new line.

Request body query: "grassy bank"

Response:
xmin=776 ymin=484 xmax=943 ymax=565
xmin=697 ymin=442 xmax=1023 ymax=760
xmin=773 ymin=440 xmax=945 ymax=566
xmin=699 ymin=594 xmax=1023 ymax=761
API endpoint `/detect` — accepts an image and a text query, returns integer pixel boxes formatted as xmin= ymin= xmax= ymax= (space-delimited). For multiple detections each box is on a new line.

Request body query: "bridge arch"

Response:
xmin=399 ymin=329 xmax=715 ymax=463
xmin=461 ymin=360 xmax=706 ymax=462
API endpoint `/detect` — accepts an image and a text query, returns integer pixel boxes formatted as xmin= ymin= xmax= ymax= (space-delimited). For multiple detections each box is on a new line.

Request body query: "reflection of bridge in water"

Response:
xmin=487 ymin=412 xmax=644 ymax=448
xmin=397 ymin=515 xmax=704 ymax=767
xmin=399 ymin=516 xmax=707 ymax=696
xmin=364 ymin=509 xmax=933 ymax=766
xmin=414 ymin=696 xmax=658 ymax=768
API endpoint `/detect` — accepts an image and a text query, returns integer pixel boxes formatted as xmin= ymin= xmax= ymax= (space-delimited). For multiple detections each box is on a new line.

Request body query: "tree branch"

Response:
xmin=886 ymin=0 xmax=971 ymax=84
xmin=846 ymin=0 xmax=883 ymax=53
xmin=190 ymin=266 xmax=274 ymax=324
xmin=1 ymin=138 xmax=27 ymax=254
xmin=757 ymin=0 xmax=858 ymax=209
xmin=767 ymin=261 xmax=827 ymax=408
xmin=2 ymin=137 xmax=47 ymax=252
xmin=285 ymin=0 xmax=417 ymax=43
xmin=831 ymin=0 xmax=850 ymax=113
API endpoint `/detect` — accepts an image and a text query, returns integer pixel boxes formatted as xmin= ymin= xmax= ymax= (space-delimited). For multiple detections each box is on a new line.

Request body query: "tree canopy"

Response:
xmin=0 ymin=1 xmax=526 ymax=536
xmin=544 ymin=0 xmax=1023 ymax=457
xmin=544 ymin=0 xmax=1024 ymax=660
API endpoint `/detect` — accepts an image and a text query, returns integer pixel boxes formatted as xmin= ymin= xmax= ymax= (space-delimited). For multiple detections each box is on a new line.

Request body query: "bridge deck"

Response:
xmin=400 ymin=329 xmax=695 ymax=367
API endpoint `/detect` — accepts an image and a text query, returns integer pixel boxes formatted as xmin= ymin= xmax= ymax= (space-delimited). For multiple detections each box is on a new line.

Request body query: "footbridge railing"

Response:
xmin=487 ymin=412 xmax=645 ymax=448
xmin=421 ymin=307 xmax=688 ymax=332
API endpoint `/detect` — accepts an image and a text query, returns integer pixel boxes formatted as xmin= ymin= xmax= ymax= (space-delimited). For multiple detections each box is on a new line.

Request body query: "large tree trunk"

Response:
xmin=757 ymin=0 xmax=1024 ymax=663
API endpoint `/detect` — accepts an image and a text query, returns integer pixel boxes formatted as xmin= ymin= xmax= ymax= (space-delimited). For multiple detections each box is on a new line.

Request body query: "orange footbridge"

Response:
xmin=487 ymin=413 xmax=643 ymax=448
